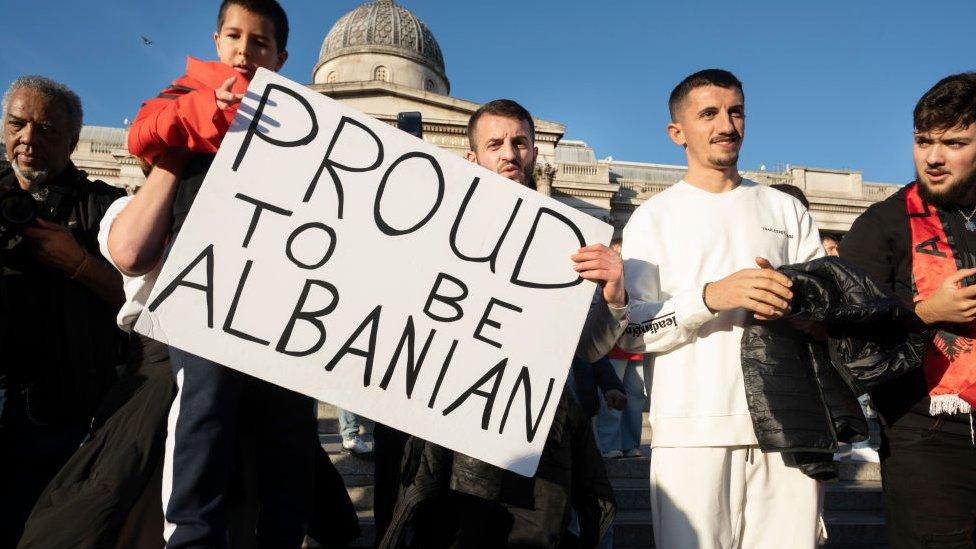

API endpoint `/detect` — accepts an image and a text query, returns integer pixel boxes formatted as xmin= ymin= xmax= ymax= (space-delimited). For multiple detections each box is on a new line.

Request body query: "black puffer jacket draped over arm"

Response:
xmin=740 ymin=257 xmax=928 ymax=479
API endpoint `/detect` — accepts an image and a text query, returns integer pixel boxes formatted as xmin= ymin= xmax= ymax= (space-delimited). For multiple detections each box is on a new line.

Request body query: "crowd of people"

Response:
xmin=1 ymin=0 xmax=975 ymax=548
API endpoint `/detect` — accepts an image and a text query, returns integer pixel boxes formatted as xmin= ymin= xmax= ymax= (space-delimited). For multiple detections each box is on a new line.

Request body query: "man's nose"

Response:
xmin=19 ymin=123 xmax=36 ymax=145
xmin=718 ymin=111 xmax=736 ymax=133
xmin=499 ymin=140 xmax=517 ymax=161
xmin=926 ymin=144 xmax=945 ymax=165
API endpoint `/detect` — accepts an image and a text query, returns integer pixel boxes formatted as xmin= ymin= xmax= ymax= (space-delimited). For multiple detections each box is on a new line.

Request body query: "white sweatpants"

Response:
xmin=649 ymin=446 xmax=821 ymax=549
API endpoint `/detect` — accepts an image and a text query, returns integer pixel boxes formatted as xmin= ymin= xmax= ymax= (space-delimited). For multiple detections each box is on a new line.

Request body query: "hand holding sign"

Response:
xmin=571 ymin=243 xmax=625 ymax=308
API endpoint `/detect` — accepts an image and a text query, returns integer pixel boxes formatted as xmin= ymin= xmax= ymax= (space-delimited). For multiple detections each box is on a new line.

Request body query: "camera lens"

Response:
xmin=0 ymin=188 xmax=38 ymax=227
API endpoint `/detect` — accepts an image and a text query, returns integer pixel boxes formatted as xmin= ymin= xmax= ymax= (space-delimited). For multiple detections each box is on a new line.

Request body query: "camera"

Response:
xmin=0 ymin=187 xmax=38 ymax=247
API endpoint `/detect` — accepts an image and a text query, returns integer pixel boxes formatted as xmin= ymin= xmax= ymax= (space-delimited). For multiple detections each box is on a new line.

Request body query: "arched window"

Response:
xmin=374 ymin=66 xmax=389 ymax=82
xmin=326 ymin=71 xmax=338 ymax=83
xmin=425 ymin=79 xmax=436 ymax=92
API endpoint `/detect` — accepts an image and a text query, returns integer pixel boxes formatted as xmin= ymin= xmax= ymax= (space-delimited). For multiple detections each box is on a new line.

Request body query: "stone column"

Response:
xmin=533 ymin=163 xmax=557 ymax=197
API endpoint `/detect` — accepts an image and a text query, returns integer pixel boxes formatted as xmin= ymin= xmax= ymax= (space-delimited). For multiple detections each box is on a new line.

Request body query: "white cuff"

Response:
xmin=673 ymin=287 xmax=715 ymax=330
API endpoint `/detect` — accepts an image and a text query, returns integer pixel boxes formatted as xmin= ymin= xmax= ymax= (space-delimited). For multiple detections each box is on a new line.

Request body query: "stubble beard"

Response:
xmin=917 ymin=169 xmax=976 ymax=209
xmin=708 ymin=151 xmax=739 ymax=169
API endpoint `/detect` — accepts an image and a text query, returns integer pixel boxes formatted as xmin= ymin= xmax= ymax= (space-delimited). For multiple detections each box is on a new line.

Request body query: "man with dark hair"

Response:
xmin=466 ymin=99 xmax=538 ymax=190
xmin=840 ymin=71 xmax=976 ymax=548
xmin=668 ymin=68 xmax=744 ymax=122
xmin=617 ymin=69 xmax=825 ymax=548
xmin=821 ymin=235 xmax=839 ymax=257
xmin=0 ymin=75 xmax=126 ymax=546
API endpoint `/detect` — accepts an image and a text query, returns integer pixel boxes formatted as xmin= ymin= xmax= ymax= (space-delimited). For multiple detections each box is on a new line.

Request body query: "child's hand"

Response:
xmin=215 ymin=77 xmax=244 ymax=110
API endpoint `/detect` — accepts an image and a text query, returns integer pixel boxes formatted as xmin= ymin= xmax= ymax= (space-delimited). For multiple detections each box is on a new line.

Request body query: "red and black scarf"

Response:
xmin=906 ymin=183 xmax=976 ymax=415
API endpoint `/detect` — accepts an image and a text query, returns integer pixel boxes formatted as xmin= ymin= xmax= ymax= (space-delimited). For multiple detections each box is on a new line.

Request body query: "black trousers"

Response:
xmin=881 ymin=425 xmax=976 ymax=548
xmin=373 ymin=423 xmax=409 ymax=547
xmin=165 ymin=348 xmax=316 ymax=549
xmin=0 ymin=411 xmax=87 ymax=548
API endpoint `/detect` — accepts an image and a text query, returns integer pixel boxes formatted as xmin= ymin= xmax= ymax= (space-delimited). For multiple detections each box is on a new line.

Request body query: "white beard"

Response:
xmin=11 ymin=161 xmax=48 ymax=187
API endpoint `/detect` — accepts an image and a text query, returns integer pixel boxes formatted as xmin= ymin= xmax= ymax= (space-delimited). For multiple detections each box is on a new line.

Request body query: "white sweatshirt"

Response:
xmin=619 ymin=179 xmax=824 ymax=448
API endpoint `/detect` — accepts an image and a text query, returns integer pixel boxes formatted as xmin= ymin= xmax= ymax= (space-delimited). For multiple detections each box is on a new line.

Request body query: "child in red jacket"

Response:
xmin=128 ymin=1 xmax=286 ymax=165
xmin=124 ymin=2 xmax=316 ymax=547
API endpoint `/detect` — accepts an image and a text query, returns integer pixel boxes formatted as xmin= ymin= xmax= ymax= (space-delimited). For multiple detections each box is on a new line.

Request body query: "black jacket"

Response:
xmin=741 ymin=257 xmax=927 ymax=479
xmin=840 ymin=185 xmax=973 ymax=435
xmin=0 ymin=163 xmax=127 ymax=427
xmin=571 ymin=356 xmax=625 ymax=418
xmin=379 ymin=390 xmax=614 ymax=549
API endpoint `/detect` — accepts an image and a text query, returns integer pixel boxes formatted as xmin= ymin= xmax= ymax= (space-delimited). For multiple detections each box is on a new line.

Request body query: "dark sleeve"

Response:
xmin=839 ymin=200 xmax=898 ymax=294
xmin=575 ymin=290 xmax=628 ymax=362
xmin=592 ymin=356 xmax=624 ymax=394
xmin=77 ymin=179 xmax=126 ymax=258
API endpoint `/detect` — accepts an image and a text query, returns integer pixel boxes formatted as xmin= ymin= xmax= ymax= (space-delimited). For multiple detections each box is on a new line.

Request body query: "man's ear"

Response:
xmin=213 ymin=31 xmax=220 ymax=53
xmin=464 ymin=150 xmax=478 ymax=164
xmin=276 ymin=50 xmax=289 ymax=71
xmin=667 ymin=121 xmax=685 ymax=146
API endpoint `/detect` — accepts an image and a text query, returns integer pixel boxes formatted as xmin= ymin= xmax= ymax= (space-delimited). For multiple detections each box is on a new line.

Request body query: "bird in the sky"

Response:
xmin=141 ymin=36 xmax=153 ymax=46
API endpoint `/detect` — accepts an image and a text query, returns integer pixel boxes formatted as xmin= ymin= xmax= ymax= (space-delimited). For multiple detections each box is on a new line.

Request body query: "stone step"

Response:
xmin=323 ymin=443 xmax=882 ymax=490
xmin=325 ymin=494 xmax=886 ymax=549
xmin=823 ymin=510 xmax=888 ymax=547
xmin=825 ymin=481 xmax=883 ymax=511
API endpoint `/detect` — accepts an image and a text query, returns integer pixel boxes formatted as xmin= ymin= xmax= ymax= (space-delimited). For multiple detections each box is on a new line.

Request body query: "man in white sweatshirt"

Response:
xmin=617 ymin=69 xmax=825 ymax=548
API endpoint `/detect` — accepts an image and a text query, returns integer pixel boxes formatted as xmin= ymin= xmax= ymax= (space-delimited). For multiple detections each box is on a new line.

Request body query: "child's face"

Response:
xmin=214 ymin=5 xmax=287 ymax=80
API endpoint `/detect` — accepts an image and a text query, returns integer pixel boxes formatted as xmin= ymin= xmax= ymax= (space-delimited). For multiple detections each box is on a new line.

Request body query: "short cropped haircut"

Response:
xmin=914 ymin=72 xmax=976 ymax=134
xmin=770 ymin=183 xmax=810 ymax=209
xmin=467 ymin=99 xmax=535 ymax=150
xmin=217 ymin=0 xmax=289 ymax=51
xmin=2 ymin=75 xmax=84 ymax=141
xmin=668 ymin=69 xmax=743 ymax=121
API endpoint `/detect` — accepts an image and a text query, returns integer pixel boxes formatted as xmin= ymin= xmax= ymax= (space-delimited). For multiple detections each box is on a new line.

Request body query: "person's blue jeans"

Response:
xmin=593 ymin=358 xmax=647 ymax=453
xmin=337 ymin=408 xmax=362 ymax=441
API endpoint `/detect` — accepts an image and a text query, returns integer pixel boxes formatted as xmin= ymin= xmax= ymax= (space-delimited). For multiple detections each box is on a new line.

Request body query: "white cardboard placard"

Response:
xmin=135 ymin=69 xmax=612 ymax=476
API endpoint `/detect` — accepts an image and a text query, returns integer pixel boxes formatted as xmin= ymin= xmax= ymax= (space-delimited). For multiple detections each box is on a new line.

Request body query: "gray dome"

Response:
xmin=319 ymin=0 xmax=447 ymax=82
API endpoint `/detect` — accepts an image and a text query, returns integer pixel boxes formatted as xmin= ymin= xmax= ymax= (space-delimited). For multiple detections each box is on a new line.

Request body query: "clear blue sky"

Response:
xmin=3 ymin=1 xmax=974 ymax=183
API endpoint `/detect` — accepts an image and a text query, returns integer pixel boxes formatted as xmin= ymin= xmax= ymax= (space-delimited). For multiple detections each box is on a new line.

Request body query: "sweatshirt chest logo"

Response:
xmin=761 ymin=226 xmax=794 ymax=239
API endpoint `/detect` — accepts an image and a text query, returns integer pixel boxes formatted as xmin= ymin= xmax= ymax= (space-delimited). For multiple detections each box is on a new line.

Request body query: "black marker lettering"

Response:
xmin=276 ymin=279 xmax=340 ymax=357
xmin=423 ymin=272 xmax=468 ymax=323
xmin=473 ymin=298 xmax=523 ymax=349
xmin=374 ymin=152 xmax=445 ymax=236
xmin=222 ymin=260 xmax=270 ymax=345
xmin=234 ymin=193 xmax=293 ymax=248
xmin=379 ymin=316 xmax=436 ymax=399
xmin=498 ymin=367 xmax=556 ymax=443
xmin=324 ymin=305 xmax=382 ymax=387
xmin=441 ymin=359 xmax=507 ymax=431
xmin=308 ymin=117 xmax=384 ymax=217
xmin=427 ymin=339 xmax=458 ymax=409
xmin=285 ymin=222 xmax=337 ymax=270
xmin=511 ymin=208 xmax=586 ymax=289
xmin=449 ymin=177 xmax=523 ymax=273
xmin=233 ymin=84 xmax=318 ymax=172
xmin=148 ymin=244 xmax=215 ymax=328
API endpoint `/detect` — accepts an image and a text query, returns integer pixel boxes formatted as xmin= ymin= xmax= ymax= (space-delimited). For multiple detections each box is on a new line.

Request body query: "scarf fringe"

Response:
xmin=929 ymin=394 xmax=972 ymax=416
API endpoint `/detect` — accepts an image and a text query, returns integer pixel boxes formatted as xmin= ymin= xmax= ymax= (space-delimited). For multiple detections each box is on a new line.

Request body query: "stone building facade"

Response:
xmin=3 ymin=0 xmax=902 ymax=235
